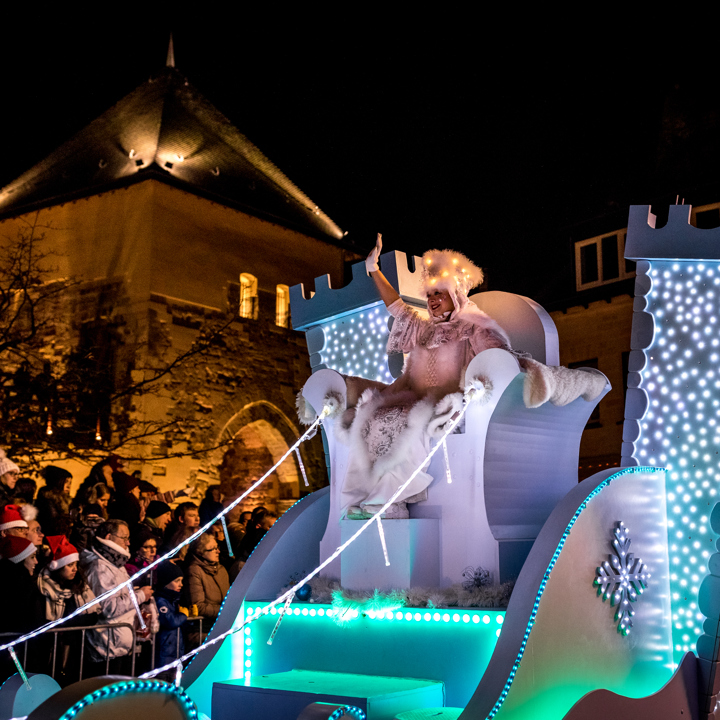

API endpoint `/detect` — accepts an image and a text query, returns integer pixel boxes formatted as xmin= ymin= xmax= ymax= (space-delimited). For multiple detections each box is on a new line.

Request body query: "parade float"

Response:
xmin=4 ymin=203 xmax=720 ymax=720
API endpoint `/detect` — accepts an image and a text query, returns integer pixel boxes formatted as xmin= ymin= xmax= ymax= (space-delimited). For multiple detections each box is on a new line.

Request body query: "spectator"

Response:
xmin=71 ymin=456 xmax=124 ymax=514
xmin=236 ymin=509 xmax=277 ymax=562
xmin=72 ymin=481 xmax=111 ymax=520
xmin=80 ymin=519 xmax=153 ymax=666
xmin=13 ymin=477 xmax=36 ymax=504
xmin=137 ymin=501 xmax=172 ymax=544
xmin=209 ymin=522 xmax=233 ymax=572
xmin=199 ymin=486 xmax=223 ymax=526
xmin=0 ymin=504 xmax=29 ymax=538
xmin=0 ymin=450 xmax=20 ymax=507
xmin=36 ymin=466 xmax=73 ymax=536
xmin=154 ymin=561 xmax=188 ymax=669
xmin=185 ymin=533 xmax=230 ymax=631
xmin=37 ymin=535 xmax=99 ymax=683
xmin=226 ymin=508 xmax=252 ymax=557
xmin=137 ymin=480 xmax=191 ymax=522
xmin=69 ymin=503 xmax=105 ymax=552
xmin=126 ymin=528 xmax=158 ymax=581
xmin=162 ymin=502 xmax=200 ymax=561
xmin=0 ymin=535 xmax=40 ymax=683
xmin=0 ymin=536 xmax=39 ymax=631
xmin=21 ymin=504 xmax=51 ymax=572
xmin=108 ymin=473 xmax=141 ymax=527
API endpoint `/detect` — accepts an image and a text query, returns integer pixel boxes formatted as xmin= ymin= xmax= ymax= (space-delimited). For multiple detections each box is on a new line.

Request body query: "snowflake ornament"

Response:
xmin=462 ymin=566 xmax=491 ymax=590
xmin=594 ymin=521 xmax=650 ymax=635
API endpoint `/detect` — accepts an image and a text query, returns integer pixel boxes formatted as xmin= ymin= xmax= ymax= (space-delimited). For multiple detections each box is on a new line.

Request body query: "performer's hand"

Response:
xmin=366 ymin=233 xmax=383 ymax=273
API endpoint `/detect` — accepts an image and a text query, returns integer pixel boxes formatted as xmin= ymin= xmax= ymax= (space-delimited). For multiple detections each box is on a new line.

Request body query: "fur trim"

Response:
xmin=465 ymin=375 xmax=494 ymax=405
xmin=322 ymin=391 xmax=345 ymax=419
xmin=296 ymin=391 xmax=317 ymax=425
xmin=19 ymin=504 xmax=38 ymax=522
xmin=345 ymin=390 xmax=437 ymax=482
xmin=521 ymin=358 xmax=608 ymax=408
xmin=420 ymin=249 xmax=483 ymax=296
xmin=284 ymin=576 xmax=514 ymax=618
xmin=427 ymin=393 xmax=463 ymax=438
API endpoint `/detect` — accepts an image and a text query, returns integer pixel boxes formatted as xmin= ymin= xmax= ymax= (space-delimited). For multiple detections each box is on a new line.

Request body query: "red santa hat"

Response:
xmin=0 ymin=504 xmax=29 ymax=532
xmin=0 ymin=535 xmax=36 ymax=563
xmin=47 ymin=535 xmax=79 ymax=570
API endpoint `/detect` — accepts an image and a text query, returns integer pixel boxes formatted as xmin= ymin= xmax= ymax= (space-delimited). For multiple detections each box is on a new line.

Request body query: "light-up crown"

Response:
xmin=420 ymin=249 xmax=483 ymax=297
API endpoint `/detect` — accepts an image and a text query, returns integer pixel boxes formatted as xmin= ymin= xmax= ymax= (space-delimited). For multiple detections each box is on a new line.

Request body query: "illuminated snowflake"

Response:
xmin=594 ymin=521 xmax=650 ymax=635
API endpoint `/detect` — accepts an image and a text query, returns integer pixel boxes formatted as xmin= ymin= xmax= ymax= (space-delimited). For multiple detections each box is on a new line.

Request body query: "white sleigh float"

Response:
xmin=180 ymin=250 xmax=686 ymax=720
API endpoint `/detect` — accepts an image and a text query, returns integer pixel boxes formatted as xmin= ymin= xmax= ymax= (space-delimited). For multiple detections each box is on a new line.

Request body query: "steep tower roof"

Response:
xmin=0 ymin=66 xmax=345 ymax=242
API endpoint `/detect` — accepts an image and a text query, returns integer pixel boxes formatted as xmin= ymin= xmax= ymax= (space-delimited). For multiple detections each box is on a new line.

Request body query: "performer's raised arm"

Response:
xmin=366 ymin=233 xmax=400 ymax=308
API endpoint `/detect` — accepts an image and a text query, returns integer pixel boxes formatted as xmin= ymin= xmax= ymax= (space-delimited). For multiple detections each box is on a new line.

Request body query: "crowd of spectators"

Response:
xmin=0 ymin=449 xmax=277 ymax=684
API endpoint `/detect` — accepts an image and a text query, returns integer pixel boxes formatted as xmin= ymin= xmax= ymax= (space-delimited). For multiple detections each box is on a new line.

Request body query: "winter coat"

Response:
xmin=80 ymin=537 xmax=149 ymax=661
xmin=0 ymin=559 xmax=42 ymax=633
xmin=37 ymin=570 xmax=97 ymax=622
xmin=186 ymin=555 xmax=230 ymax=623
xmin=155 ymin=589 xmax=186 ymax=667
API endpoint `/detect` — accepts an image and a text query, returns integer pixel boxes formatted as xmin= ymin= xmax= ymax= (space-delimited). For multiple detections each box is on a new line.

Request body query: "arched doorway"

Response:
xmin=218 ymin=403 xmax=304 ymax=515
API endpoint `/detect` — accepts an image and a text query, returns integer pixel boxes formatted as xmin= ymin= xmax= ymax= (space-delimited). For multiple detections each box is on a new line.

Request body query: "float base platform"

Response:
xmin=212 ymin=669 xmax=444 ymax=720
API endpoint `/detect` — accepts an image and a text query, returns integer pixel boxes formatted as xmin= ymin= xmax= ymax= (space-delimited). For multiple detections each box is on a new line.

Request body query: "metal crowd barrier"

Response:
xmin=0 ymin=615 xmax=203 ymax=682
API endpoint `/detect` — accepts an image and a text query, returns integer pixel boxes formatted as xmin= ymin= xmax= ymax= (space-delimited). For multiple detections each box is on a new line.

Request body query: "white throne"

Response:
xmin=299 ymin=285 xmax=609 ymax=590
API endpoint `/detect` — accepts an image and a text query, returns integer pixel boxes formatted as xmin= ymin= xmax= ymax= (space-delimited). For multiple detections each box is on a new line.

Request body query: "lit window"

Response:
xmin=239 ymin=273 xmax=258 ymax=320
xmin=276 ymin=284 xmax=290 ymax=328
xmin=575 ymin=231 xmax=635 ymax=291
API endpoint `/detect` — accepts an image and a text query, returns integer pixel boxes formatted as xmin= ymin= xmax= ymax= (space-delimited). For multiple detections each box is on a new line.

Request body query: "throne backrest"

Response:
xmin=469 ymin=290 xmax=559 ymax=366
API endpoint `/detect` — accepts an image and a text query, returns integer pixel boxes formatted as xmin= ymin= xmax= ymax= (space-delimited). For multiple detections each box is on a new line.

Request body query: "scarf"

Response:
xmin=93 ymin=536 xmax=130 ymax=568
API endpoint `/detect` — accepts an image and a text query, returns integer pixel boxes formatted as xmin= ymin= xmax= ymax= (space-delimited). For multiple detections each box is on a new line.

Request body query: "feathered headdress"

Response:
xmin=419 ymin=249 xmax=484 ymax=298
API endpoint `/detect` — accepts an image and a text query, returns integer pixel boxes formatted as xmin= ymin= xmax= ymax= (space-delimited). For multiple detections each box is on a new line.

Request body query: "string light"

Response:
xmin=295 ymin=448 xmax=309 ymax=487
xmin=0 ymin=411 xmax=328 ymax=655
xmin=142 ymin=389 xmax=477 ymax=679
xmin=376 ymin=516 xmax=390 ymax=566
xmin=442 ymin=438 xmax=452 ymax=483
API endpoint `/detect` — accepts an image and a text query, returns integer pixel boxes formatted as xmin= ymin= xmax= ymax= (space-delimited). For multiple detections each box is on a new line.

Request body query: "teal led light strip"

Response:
xmin=633 ymin=262 xmax=720 ymax=658
xmin=58 ymin=680 xmax=198 ymax=720
xmin=486 ymin=467 xmax=659 ymax=719
xmin=242 ymin=601 xmax=505 ymax=685
xmin=145 ymin=393 xmax=477 ymax=679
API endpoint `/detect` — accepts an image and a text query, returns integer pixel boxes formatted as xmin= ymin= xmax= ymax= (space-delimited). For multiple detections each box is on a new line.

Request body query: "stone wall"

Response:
xmin=550 ymin=294 xmax=634 ymax=479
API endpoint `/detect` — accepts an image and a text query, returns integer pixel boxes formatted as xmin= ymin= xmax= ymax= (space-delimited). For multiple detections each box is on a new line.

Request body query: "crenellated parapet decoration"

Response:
xmin=626 ymin=204 xmax=720 ymax=261
xmin=623 ymin=203 xmax=720 ymax=662
xmin=289 ymin=252 xmax=426 ymax=383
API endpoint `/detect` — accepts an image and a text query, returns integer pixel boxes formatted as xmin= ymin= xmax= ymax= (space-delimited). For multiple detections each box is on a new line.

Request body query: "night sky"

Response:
xmin=1 ymin=17 xmax=716 ymax=298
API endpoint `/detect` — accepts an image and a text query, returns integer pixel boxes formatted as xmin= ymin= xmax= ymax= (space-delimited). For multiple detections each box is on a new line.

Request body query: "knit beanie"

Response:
xmin=0 ymin=504 xmax=29 ymax=531
xmin=47 ymin=535 xmax=80 ymax=570
xmin=0 ymin=449 xmax=19 ymax=478
xmin=41 ymin=465 xmax=72 ymax=491
xmin=0 ymin=535 xmax=36 ymax=563
xmin=146 ymin=500 xmax=171 ymax=520
xmin=113 ymin=472 xmax=139 ymax=495
xmin=155 ymin=560 xmax=184 ymax=589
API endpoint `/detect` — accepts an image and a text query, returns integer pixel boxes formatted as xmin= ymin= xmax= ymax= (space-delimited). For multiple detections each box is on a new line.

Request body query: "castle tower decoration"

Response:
xmin=289 ymin=250 xmax=427 ymax=382
xmin=624 ymin=203 xmax=720 ymax=661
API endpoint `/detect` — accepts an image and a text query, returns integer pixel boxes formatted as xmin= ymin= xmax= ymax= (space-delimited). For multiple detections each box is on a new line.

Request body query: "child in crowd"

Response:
xmin=154 ymin=560 xmax=188 ymax=669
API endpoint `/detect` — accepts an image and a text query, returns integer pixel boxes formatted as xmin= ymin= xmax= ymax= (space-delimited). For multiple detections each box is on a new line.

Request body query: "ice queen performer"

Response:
xmin=339 ymin=234 xmax=511 ymax=520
